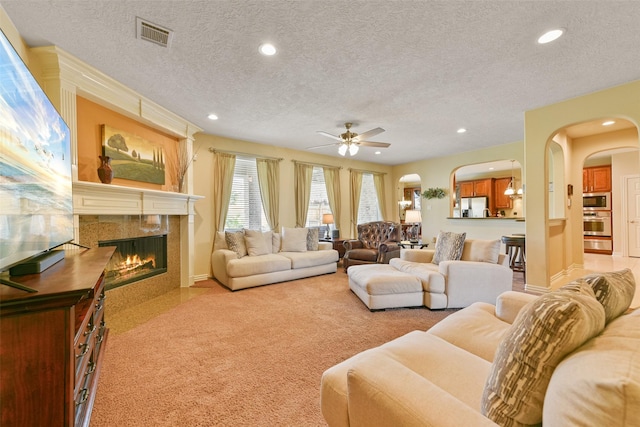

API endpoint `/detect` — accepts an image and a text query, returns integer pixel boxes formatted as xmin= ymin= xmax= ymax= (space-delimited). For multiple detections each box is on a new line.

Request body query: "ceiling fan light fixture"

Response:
xmin=338 ymin=144 xmax=348 ymax=156
xmin=349 ymin=144 xmax=359 ymax=156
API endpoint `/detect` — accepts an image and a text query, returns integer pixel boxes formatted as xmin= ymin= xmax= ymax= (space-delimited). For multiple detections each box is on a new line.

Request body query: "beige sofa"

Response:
xmin=348 ymin=239 xmax=514 ymax=310
xmin=321 ymin=269 xmax=638 ymax=426
xmin=212 ymin=228 xmax=339 ymax=291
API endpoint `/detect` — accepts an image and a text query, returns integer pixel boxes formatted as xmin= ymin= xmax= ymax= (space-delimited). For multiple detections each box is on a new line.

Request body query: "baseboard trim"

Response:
xmin=525 ymin=283 xmax=550 ymax=294
xmin=193 ymin=274 xmax=210 ymax=282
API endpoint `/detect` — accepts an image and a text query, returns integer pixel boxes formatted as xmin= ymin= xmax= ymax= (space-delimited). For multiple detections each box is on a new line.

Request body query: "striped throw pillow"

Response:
xmin=481 ymin=283 xmax=605 ymax=426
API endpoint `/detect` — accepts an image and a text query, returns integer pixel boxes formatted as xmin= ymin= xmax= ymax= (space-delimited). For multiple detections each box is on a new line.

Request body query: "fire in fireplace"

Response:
xmin=98 ymin=234 xmax=167 ymax=290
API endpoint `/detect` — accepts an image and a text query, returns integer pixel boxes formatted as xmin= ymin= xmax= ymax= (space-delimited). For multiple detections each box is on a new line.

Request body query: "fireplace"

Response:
xmin=99 ymin=234 xmax=167 ymax=290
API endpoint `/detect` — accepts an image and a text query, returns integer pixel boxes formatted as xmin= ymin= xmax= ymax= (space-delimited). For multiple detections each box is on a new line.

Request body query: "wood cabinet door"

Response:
xmin=473 ymin=179 xmax=492 ymax=197
xmin=494 ymin=178 xmax=513 ymax=209
xmin=583 ymin=169 xmax=590 ymax=193
xmin=583 ymin=166 xmax=611 ymax=193
xmin=459 ymin=181 xmax=474 ymax=198
xmin=591 ymin=166 xmax=611 ymax=192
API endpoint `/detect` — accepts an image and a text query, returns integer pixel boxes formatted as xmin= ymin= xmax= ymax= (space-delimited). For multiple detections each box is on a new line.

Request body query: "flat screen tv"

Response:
xmin=0 ymin=28 xmax=73 ymax=286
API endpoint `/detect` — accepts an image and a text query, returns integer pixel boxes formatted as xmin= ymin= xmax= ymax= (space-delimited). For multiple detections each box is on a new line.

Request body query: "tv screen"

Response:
xmin=0 ymin=29 xmax=73 ymax=273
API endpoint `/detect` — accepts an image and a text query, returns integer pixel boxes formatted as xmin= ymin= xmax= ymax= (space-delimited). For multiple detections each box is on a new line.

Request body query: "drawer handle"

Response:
xmin=76 ymin=343 xmax=89 ymax=358
xmin=85 ymin=361 xmax=96 ymax=376
xmin=76 ymin=388 xmax=89 ymax=406
xmin=84 ymin=324 xmax=96 ymax=336
xmin=96 ymin=333 xmax=105 ymax=344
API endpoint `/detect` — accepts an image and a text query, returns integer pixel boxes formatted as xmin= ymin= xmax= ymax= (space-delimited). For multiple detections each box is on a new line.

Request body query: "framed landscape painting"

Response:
xmin=101 ymin=124 xmax=165 ymax=185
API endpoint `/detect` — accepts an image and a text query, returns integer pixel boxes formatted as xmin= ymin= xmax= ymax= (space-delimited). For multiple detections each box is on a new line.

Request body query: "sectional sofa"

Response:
xmin=211 ymin=228 xmax=339 ymax=290
xmin=321 ymin=269 xmax=638 ymax=426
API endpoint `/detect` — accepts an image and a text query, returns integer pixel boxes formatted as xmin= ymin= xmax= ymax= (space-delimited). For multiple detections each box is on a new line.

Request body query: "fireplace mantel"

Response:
xmin=73 ymin=181 xmax=203 ymax=216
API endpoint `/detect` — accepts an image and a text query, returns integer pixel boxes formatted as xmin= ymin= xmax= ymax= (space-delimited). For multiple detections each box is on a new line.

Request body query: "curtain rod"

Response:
xmin=291 ymin=160 xmax=342 ymax=170
xmin=208 ymin=147 xmax=283 ymax=161
xmin=348 ymin=167 xmax=386 ymax=176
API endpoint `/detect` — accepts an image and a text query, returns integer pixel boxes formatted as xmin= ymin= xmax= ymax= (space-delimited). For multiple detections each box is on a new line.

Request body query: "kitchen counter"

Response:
xmin=447 ymin=217 xmax=525 ymax=221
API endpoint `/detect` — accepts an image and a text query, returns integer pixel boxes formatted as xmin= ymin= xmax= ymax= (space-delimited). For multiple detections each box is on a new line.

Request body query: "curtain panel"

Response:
xmin=256 ymin=158 xmax=280 ymax=231
xmin=213 ymin=153 xmax=236 ymax=232
xmin=294 ymin=162 xmax=314 ymax=228
xmin=373 ymin=173 xmax=387 ymax=219
xmin=323 ymin=167 xmax=341 ymax=233
xmin=349 ymin=170 xmax=363 ymax=237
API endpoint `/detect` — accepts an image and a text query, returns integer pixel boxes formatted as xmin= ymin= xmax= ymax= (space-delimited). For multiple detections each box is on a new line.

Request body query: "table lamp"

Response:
xmin=322 ymin=213 xmax=334 ymax=239
xmin=404 ymin=209 xmax=422 ymax=242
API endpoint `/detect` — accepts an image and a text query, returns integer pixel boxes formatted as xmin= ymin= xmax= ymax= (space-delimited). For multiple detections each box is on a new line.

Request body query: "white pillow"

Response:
xmin=281 ymin=227 xmax=308 ymax=252
xmin=461 ymin=239 xmax=500 ymax=264
xmin=272 ymin=232 xmax=282 ymax=253
xmin=244 ymin=229 xmax=271 ymax=256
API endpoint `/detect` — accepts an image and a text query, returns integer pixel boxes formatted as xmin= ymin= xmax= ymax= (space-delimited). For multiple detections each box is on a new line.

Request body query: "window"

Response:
xmin=225 ymin=157 xmax=269 ymax=231
xmin=357 ymin=173 xmax=382 ymax=223
xmin=306 ymin=167 xmax=331 ymax=227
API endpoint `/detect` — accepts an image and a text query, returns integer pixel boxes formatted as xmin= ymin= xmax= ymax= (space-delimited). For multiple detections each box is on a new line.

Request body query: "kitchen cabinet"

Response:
xmin=583 ymin=166 xmax=611 ymax=193
xmin=459 ymin=178 xmax=492 ymax=198
xmin=494 ymin=177 xmax=513 ymax=209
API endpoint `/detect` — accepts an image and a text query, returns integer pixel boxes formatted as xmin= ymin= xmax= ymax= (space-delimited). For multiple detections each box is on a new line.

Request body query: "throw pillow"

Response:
xmin=225 ymin=230 xmax=247 ymax=258
xmin=580 ymin=268 xmax=635 ymax=324
xmin=481 ymin=283 xmax=606 ymax=427
xmin=461 ymin=239 xmax=501 ymax=264
xmin=431 ymin=231 xmax=466 ymax=265
xmin=281 ymin=227 xmax=308 ymax=252
xmin=272 ymin=232 xmax=281 ymax=253
xmin=244 ymin=229 xmax=271 ymax=256
xmin=307 ymin=228 xmax=319 ymax=251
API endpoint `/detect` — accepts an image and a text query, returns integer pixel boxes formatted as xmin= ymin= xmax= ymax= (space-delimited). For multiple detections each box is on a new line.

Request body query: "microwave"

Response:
xmin=583 ymin=192 xmax=611 ymax=210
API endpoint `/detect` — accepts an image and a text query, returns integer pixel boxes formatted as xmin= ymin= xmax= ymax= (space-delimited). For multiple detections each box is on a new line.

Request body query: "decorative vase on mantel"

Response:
xmin=97 ymin=155 xmax=114 ymax=184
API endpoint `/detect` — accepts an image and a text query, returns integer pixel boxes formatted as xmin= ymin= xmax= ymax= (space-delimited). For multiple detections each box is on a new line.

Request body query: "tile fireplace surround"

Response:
xmin=74 ymin=181 xmax=202 ymax=315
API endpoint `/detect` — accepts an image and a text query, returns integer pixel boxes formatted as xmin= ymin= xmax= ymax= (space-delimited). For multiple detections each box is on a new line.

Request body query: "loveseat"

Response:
xmin=211 ymin=227 xmax=339 ymax=291
xmin=348 ymin=238 xmax=513 ymax=310
xmin=321 ymin=269 xmax=638 ymax=427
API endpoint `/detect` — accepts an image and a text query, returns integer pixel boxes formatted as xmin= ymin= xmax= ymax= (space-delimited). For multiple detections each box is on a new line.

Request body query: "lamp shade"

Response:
xmin=322 ymin=213 xmax=334 ymax=225
xmin=405 ymin=209 xmax=422 ymax=223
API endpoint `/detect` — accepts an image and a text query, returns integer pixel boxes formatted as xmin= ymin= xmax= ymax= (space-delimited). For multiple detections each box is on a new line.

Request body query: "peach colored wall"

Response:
xmin=76 ymin=96 xmax=180 ymax=190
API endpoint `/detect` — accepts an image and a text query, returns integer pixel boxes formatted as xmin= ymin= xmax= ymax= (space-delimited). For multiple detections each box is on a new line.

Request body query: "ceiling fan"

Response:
xmin=309 ymin=122 xmax=391 ymax=156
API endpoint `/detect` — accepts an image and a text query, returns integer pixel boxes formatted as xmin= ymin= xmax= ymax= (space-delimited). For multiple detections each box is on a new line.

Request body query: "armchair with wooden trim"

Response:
xmin=342 ymin=221 xmax=401 ymax=272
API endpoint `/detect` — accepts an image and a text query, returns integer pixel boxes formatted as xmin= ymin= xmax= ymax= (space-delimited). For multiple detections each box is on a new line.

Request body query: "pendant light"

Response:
xmin=504 ymin=160 xmax=516 ymax=196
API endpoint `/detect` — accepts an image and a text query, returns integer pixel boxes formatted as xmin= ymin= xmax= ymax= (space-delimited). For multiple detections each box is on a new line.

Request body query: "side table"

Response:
xmin=320 ymin=238 xmax=346 ymax=258
xmin=399 ymin=241 xmax=429 ymax=249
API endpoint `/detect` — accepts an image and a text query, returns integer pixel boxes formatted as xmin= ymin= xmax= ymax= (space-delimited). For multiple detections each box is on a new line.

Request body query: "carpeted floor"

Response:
xmin=91 ymin=268 xmax=526 ymax=426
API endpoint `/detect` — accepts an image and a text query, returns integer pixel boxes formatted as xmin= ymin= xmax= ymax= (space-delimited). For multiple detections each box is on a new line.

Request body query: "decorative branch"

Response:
xmin=421 ymin=187 xmax=447 ymax=199
xmin=169 ymin=143 xmax=198 ymax=192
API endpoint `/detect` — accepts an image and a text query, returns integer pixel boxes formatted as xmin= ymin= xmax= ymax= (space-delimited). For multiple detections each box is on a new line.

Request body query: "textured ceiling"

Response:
xmin=2 ymin=1 xmax=639 ymax=165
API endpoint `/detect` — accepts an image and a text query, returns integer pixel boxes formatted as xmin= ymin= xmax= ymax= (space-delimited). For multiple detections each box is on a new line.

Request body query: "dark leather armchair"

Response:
xmin=342 ymin=221 xmax=401 ymax=271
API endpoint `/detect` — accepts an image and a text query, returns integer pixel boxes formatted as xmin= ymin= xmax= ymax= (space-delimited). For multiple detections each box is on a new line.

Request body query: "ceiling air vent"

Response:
xmin=136 ymin=17 xmax=173 ymax=48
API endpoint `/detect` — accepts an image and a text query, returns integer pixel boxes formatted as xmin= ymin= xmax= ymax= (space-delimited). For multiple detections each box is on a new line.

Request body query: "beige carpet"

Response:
xmin=91 ymin=269 xmax=525 ymax=426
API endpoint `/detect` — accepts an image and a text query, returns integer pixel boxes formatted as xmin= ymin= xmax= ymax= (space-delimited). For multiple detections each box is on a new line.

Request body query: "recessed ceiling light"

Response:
xmin=602 ymin=120 xmax=615 ymax=126
xmin=457 ymin=128 xmax=466 ymax=134
xmin=538 ymin=28 xmax=564 ymax=44
xmin=207 ymin=113 xmax=218 ymax=120
xmin=375 ymin=151 xmax=381 ymax=155
xmin=259 ymin=43 xmax=277 ymax=56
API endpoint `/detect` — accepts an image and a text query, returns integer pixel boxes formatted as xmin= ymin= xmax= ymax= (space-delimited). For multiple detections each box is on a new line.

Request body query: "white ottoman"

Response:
xmin=347 ymin=264 xmax=423 ymax=310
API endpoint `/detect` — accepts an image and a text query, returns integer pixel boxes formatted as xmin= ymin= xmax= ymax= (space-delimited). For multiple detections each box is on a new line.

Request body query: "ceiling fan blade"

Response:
xmin=307 ymin=142 xmax=340 ymax=150
xmin=316 ymin=131 xmax=342 ymax=141
xmin=358 ymin=141 xmax=391 ymax=148
xmin=353 ymin=127 xmax=385 ymax=142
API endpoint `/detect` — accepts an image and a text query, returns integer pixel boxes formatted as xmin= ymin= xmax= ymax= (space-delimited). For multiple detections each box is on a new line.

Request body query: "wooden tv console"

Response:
xmin=0 ymin=247 xmax=115 ymax=427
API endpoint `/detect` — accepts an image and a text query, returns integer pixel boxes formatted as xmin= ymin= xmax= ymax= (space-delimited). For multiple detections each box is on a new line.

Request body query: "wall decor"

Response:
xmin=422 ymin=187 xmax=447 ymax=199
xmin=101 ymin=124 xmax=165 ymax=185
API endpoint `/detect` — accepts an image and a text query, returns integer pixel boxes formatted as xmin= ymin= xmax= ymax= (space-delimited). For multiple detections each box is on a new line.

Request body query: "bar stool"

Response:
xmin=501 ymin=235 xmax=526 ymax=280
